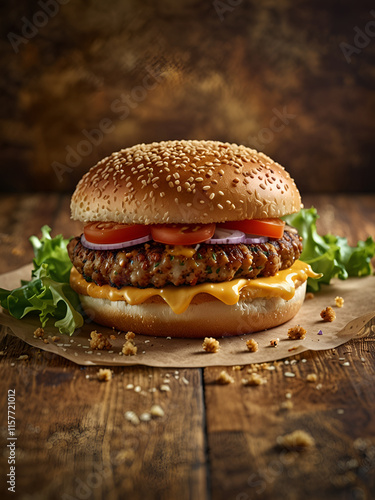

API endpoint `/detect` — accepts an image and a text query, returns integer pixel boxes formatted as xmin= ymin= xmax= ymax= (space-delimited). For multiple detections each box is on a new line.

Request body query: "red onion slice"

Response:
xmin=205 ymin=228 xmax=245 ymax=244
xmin=243 ymin=234 xmax=269 ymax=244
xmin=81 ymin=233 xmax=151 ymax=250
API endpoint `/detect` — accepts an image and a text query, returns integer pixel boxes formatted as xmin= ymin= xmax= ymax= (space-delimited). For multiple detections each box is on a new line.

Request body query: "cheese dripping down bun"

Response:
xmin=69 ymin=140 xmax=310 ymax=338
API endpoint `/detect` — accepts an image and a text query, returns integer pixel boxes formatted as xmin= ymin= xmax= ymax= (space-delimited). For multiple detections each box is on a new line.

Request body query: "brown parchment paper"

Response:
xmin=0 ymin=264 xmax=374 ymax=368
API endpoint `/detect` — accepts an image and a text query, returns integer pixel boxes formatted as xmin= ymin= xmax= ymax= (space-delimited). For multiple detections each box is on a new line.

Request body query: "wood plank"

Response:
xmin=0 ymin=331 xmax=208 ymax=500
xmin=1 ymin=193 xmax=374 ymax=499
xmin=204 ymin=318 xmax=375 ymax=500
xmin=0 ymin=193 xmax=209 ymax=500
xmin=204 ymin=194 xmax=375 ymax=499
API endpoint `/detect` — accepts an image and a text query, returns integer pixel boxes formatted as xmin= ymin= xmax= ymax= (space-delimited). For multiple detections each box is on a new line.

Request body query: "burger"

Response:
xmin=67 ymin=140 xmax=318 ymax=338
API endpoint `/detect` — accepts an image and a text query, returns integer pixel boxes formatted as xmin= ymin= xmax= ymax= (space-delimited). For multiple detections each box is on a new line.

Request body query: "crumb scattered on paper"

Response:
xmin=90 ymin=331 xmax=112 ymax=350
xmin=335 ymin=296 xmax=344 ymax=308
xmin=288 ymin=325 xmax=307 ymax=340
xmin=320 ymin=306 xmax=336 ymax=322
xmin=122 ymin=340 xmax=137 ymax=356
xmin=202 ymin=337 xmax=220 ymax=353
xmin=246 ymin=339 xmax=259 ymax=352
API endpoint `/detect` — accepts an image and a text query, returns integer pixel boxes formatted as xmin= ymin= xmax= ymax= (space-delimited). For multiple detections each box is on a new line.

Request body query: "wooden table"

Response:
xmin=0 ymin=193 xmax=374 ymax=500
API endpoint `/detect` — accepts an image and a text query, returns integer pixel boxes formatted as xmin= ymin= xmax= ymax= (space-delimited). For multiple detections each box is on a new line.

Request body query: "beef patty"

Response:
xmin=67 ymin=229 xmax=302 ymax=289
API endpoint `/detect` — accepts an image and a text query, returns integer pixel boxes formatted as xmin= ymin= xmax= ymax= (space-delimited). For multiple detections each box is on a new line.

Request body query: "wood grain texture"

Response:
xmin=0 ymin=193 xmax=374 ymax=499
xmin=204 ymin=194 xmax=375 ymax=500
xmin=0 ymin=193 xmax=208 ymax=500
xmin=0 ymin=332 xmax=208 ymax=500
xmin=204 ymin=322 xmax=375 ymax=500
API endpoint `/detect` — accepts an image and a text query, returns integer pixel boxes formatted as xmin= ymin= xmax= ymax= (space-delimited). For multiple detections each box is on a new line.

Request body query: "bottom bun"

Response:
xmin=79 ymin=281 xmax=306 ymax=338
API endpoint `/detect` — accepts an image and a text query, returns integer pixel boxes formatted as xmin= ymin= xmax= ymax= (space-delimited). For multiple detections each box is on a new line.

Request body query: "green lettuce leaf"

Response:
xmin=284 ymin=208 xmax=375 ymax=292
xmin=0 ymin=226 xmax=84 ymax=335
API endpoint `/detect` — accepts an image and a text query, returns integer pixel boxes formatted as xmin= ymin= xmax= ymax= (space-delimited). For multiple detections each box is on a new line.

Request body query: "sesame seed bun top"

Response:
xmin=70 ymin=140 xmax=302 ymax=225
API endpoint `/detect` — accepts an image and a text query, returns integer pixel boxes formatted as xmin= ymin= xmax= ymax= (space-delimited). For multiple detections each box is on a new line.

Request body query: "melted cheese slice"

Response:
xmin=167 ymin=245 xmax=196 ymax=258
xmin=70 ymin=260 xmax=320 ymax=315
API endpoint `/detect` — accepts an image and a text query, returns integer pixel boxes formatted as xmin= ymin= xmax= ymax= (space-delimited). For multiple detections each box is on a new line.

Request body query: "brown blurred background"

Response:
xmin=1 ymin=0 xmax=374 ymax=194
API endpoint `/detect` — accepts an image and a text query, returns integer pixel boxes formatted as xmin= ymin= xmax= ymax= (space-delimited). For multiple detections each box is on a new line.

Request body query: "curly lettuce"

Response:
xmin=0 ymin=226 xmax=84 ymax=335
xmin=284 ymin=208 xmax=375 ymax=292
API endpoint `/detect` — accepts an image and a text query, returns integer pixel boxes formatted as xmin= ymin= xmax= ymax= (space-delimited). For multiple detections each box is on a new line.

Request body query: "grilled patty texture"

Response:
xmin=67 ymin=230 xmax=302 ymax=289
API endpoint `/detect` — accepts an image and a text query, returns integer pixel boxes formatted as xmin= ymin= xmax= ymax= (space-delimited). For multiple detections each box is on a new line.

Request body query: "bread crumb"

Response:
xmin=306 ymin=373 xmax=318 ymax=383
xmin=110 ymin=334 xmax=117 ymax=340
xmin=202 ymin=337 xmax=220 ymax=353
xmin=216 ymin=370 xmax=234 ymax=385
xmin=97 ymin=368 xmax=112 ymax=382
xmin=270 ymin=338 xmax=279 ymax=347
xmin=232 ymin=365 xmax=244 ymax=371
xmin=17 ymin=354 xmax=28 ymax=361
xmin=320 ymin=306 xmax=336 ymax=322
xmin=305 ymin=292 xmax=315 ymax=300
xmin=90 ymin=331 xmax=112 ymax=350
xmin=33 ymin=327 xmax=45 ymax=339
xmin=124 ymin=411 xmax=140 ymax=426
xmin=242 ymin=373 xmax=267 ymax=386
xmin=160 ymin=384 xmax=170 ymax=392
xmin=287 ymin=325 xmax=307 ymax=340
xmin=150 ymin=404 xmax=164 ymax=417
xmin=43 ymin=339 xmax=49 ymax=344
xmin=51 ymin=336 xmax=60 ymax=342
xmin=125 ymin=331 xmax=136 ymax=340
xmin=335 ymin=296 xmax=344 ymax=308
xmin=246 ymin=339 xmax=259 ymax=352
xmin=276 ymin=430 xmax=315 ymax=450
xmin=247 ymin=362 xmax=277 ymax=373
xmin=122 ymin=340 xmax=137 ymax=356
xmin=280 ymin=400 xmax=294 ymax=410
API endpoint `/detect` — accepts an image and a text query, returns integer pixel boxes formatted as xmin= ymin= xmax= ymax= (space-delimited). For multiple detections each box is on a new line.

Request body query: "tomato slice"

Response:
xmin=84 ymin=222 xmax=150 ymax=244
xmin=218 ymin=218 xmax=285 ymax=239
xmin=151 ymin=223 xmax=216 ymax=245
